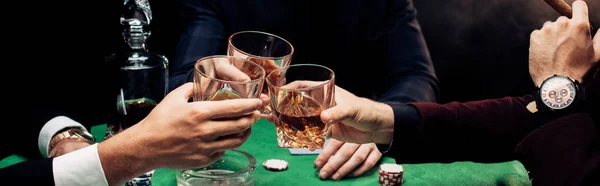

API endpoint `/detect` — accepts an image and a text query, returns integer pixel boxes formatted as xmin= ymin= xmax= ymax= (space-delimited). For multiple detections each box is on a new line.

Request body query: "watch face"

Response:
xmin=540 ymin=76 xmax=576 ymax=110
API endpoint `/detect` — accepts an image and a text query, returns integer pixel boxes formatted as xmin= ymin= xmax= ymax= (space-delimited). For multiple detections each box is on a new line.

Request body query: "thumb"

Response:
xmin=321 ymin=105 xmax=355 ymax=124
xmin=594 ymin=29 xmax=600 ymax=62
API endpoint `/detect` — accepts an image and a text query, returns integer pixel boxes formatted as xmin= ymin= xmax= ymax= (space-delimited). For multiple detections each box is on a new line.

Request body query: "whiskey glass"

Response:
xmin=266 ymin=64 xmax=335 ymax=150
xmin=227 ymin=31 xmax=294 ymax=113
xmin=193 ymin=55 xmax=266 ymax=101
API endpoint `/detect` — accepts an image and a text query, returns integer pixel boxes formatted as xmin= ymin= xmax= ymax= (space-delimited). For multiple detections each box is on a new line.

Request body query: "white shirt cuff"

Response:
xmin=53 ymin=144 xmax=108 ymax=186
xmin=38 ymin=116 xmax=87 ymax=158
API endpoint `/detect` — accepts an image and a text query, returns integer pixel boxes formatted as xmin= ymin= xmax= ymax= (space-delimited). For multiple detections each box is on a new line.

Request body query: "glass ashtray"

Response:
xmin=176 ymin=149 xmax=256 ymax=186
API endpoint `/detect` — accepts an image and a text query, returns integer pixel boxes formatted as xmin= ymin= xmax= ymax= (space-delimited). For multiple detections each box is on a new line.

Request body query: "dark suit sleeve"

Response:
xmin=514 ymin=113 xmax=600 ymax=185
xmin=384 ymin=95 xmax=536 ymax=163
xmin=376 ymin=0 xmax=439 ymax=103
xmin=0 ymin=158 xmax=55 ymax=185
xmin=170 ymin=0 xmax=225 ymax=91
xmin=2 ymin=104 xmax=73 ymax=160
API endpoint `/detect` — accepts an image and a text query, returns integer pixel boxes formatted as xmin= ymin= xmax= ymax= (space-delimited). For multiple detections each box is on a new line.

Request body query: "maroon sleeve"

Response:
xmin=386 ymin=95 xmax=539 ymax=163
xmin=514 ymin=113 xmax=600 ymax=185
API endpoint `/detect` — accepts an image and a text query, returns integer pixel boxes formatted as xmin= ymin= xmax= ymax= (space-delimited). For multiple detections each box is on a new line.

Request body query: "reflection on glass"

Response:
xmin=193 ymin=55 xmax=265 ymax=102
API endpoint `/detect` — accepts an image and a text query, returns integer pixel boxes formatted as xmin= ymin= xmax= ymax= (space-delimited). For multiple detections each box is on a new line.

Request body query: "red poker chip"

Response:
xmin=378 ymin=163 xmax=404 ymax=186
xmin=263 ymin=159 xmax=288 ymax=171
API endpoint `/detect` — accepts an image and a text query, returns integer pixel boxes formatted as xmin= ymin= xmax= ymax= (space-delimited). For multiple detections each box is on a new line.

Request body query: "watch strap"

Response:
xmin=49 ymin=127 xmax=95 ymax=151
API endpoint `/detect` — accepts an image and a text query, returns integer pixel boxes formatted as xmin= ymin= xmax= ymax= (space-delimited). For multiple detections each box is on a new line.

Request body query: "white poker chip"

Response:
xmin=263 ymin=159 xmax=288 ymax=171
xmin=379 ymin=163 xmax=404 ymax=174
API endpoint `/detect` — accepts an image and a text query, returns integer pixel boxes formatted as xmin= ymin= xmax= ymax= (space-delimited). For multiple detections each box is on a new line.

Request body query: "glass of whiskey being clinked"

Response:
xmin=228 ymin=31 xmax=294 ymax=114
xmin=266 ymin=64 xmax=335 ymax=151
xmin=193 ymin=55 xmax=266 ymax=102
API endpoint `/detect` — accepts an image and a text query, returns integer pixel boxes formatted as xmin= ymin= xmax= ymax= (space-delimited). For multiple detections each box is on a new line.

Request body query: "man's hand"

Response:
xmin=529 ymin=0 xmax=600 ymax=87
xmin=98 ymin=83 xmax=263 ymax=185
xmin=48 ymin=139 xmax=90 ymax=158
xmin=265 ymin=83 xmax=393 ymax=144
xmin=135 ymin=83 xmax=261 ymax=169
xmin=320 ymin=86 xmax=395 ymax=145
xmin=314 ymin=139 xmax=382 ymax=180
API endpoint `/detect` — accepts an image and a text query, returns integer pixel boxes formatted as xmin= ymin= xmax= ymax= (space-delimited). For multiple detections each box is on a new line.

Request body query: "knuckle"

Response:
xmin=557 ymin=16 xmax=568 ymax=23
xmin=230 ymin=104 xmax=244 ymax=114
xmin=349 ymin=107 xmax=359 ymax=119
xmin=199 ymin=127 xmax=215 ymax=137
xmin=196 ymin=144 xmax=209 ymax=153
xmin=542 ymin=21 xmax=552 ymax=27
xmin=530 ymin=30 xmax=539 ymax=39
xmin=321 ymin=166 xmax=334 ymax=174
xmin=363 ymin=160 xmax=376 ymax=169
xmin=340 ymin=150 xmax=354 ymax=158
xmin=191 ymin=105 xmax=209 ymax=117
xmin=315 ymin=156 xmax=327 ymax=162
xmin=335 ymin=170 xmax=348 ymax=177
xmin=236 ymin=120 xmax=251 ymax=132
xmin=573 ymin=21 xmax=589 ymax=31
xmin=375 ymin=148 xmax=383 ymax=156
xmin=353 ymin=154 xmax=367 ymax=163
xmin=367 ymin=143 xmax=376 ymax=150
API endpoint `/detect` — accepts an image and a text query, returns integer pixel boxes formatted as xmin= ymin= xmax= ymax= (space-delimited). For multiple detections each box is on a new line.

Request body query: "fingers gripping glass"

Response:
xmin=228 ymin=31 xmax=294 ymax=113
xmin=193 ymin=55 xmax=266 ymax=102
xmin=266 ymin=64 xmax=335 ymax=150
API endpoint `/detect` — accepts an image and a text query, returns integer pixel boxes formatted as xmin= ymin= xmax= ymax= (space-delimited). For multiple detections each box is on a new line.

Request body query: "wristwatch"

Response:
xmin=535 ymin=74 xmax=586 ymax=112
xmin=49 ymin=127 xmax=96 ymax=151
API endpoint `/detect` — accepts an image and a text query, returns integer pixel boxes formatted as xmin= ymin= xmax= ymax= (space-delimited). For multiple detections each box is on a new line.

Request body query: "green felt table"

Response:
xmin=0 ymin=119 xmax=532 ymax=186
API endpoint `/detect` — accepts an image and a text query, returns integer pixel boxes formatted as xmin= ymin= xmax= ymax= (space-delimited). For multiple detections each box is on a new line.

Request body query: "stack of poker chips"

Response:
xmin=378 ymin=163 xmax=404 ymax=186
xmin=126 ymin=170 xmax=155 ymax=186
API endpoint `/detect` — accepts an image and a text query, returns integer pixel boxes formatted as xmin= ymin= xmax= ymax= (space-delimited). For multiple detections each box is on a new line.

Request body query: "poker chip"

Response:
xmin=126 ymin=177 xmax=152 ymax=186
xmin=125 ymin=170 xmax=155 ymax=186
xmin=263 ymin=159 xmax=288 ymax=171
xmin=140 ymin=170 xmax=155 ymax=178
xmin=378 ymin=163 xmax=404 ymax=186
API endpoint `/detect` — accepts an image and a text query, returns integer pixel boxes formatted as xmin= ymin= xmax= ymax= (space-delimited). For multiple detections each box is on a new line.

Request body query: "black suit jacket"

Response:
xmin=0 ymin=106 xmax=68 ymax=184
xmin=172 ymin=0 xmax=439 ymax=103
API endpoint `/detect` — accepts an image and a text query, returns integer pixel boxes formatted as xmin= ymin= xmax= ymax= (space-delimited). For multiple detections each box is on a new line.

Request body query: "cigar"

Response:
xmin=544 ymin=0 xmax=573 ymax=18
xmin=543 ymin=0 xmax=594 ymax=30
